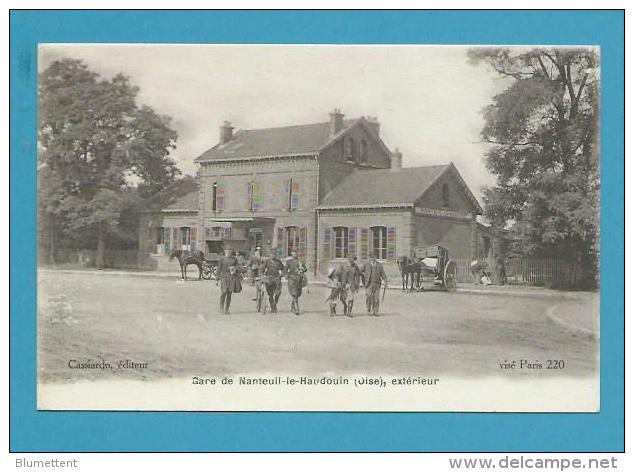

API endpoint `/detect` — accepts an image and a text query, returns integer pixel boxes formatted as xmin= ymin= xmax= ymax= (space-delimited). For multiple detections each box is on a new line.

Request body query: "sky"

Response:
xmin=39 ymin=44 xmax=510 ymax=202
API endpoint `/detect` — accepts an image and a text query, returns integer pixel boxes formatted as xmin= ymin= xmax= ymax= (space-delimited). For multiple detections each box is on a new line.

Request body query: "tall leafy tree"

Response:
xmin=39 ymin=58 xmax=179 ymax=266
xmin=469 ymin=48 xmax=599 ymax=287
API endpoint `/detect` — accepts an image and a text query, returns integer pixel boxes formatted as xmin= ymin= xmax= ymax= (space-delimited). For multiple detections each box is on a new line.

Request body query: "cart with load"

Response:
xmin=413 ymin=245 xmax=458 ymax=292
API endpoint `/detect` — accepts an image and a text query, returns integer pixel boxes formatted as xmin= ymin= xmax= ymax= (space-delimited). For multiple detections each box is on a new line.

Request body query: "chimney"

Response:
xmin=329 ymin=108 xmax=344 ymax=136
xmin=219 ymin=121 xmax=234 ymax=144
xmin=391 ymin=148 xmax=402 ymax=171
xmin=366 ymin=116 xmax=380 ymax=136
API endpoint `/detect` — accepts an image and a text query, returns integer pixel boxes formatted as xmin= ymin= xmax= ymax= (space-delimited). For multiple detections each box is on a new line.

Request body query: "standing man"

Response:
xmin=285 ymin=250 xmax=307 ymax=316
xmin=341 ymin=255 xmax=361 ymax=317
xmin=361 ymin=256 xmax=388 ymax=316
xmin=263 ymin=246 xmax=285 ymax=314
xmin=217 ymin=247 xmax=241 ymax=315
xmin=494 ymin=254 xmax=506 ymax=286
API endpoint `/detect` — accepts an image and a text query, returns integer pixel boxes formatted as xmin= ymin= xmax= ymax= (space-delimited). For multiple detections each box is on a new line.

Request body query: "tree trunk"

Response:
xmin=48 ymin=217 xmax=56 ymax=264
xmin=96 ymin=229 xmax=105 ymax=269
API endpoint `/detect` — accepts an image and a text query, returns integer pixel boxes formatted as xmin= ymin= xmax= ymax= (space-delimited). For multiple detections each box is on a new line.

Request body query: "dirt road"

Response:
xmin=37 ymin=271 xmax=598 ymax=383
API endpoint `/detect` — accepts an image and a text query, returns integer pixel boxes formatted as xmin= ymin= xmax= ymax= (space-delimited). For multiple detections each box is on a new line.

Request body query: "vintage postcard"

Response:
xmin=36 ymin=44 xmax=600 ymax=411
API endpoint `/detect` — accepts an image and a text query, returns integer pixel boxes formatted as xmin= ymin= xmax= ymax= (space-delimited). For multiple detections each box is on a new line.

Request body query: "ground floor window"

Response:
xmin=180 ymin=227 xmax=191 ymax=246
xmin=333 ymin=226 xmax=349 ymax=258
xmin=371 ymin=226 xmax=388 ymax=260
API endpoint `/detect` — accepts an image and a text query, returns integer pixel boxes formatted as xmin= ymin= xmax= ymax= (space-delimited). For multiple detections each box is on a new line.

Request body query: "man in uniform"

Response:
xmin=341 ymin=255 xmax=361 ymax=317
xmin=361 ymin=255 xmax=388 ymax=316
xmin=217 ymin=247 xmax=241 ymax=315
xmin=262 ymin=246 xmax=285 ymax=313
xmin=325 ymin=266 xmax=344 ymax=316
xmin=285 ymin=250 xmax=307 ymax=315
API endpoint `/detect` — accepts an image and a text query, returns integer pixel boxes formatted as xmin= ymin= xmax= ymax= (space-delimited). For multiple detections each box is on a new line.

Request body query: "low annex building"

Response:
xmin=139 ymin=110 xmax=493 ymax=275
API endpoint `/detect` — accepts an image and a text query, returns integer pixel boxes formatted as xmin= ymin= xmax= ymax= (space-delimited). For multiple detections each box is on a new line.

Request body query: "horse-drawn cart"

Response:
xmin=201 ymin=254 xmax=220 ymax=280
xmin=413 ymin=245 xmax=458 ymax=292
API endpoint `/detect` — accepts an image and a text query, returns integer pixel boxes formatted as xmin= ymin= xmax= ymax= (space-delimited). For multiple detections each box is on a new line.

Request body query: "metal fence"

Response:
xmin=454 ymin=257 xmax=587 ymax=288
xmin=41 ymin=249 xmax=158 ymax=271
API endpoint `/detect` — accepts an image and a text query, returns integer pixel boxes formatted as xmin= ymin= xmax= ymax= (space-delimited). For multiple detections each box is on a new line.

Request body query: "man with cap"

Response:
xmin=361 ymin=255 xmax=388 ymax=316
xmin=341 ymin=255 xmax=362 ymax=317
xmin=285 ymin=250 xmax=307 ymax=315
xmin=262 ymin=246 xmax=285 ymax=313
xmin=217 ymin=247 xmax=242 ymax=315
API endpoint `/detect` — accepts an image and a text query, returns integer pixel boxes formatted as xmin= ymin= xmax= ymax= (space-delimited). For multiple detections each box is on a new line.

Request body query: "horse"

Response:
xmin=169 ymin=249 xmax=205 ymax=280
xmin=398 ymin=256 xmax=423 ymax=291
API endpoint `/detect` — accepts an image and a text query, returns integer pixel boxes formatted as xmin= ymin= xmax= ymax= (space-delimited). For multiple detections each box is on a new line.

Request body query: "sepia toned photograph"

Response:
xmin=36 ymin=44 xmax=600 ymax=411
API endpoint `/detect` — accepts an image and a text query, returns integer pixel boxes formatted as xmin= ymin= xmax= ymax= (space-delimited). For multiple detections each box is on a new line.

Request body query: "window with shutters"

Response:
xmin=285 ymin=178 xmax=300 ymax=211
xmin=247 ymin=180 xmax=263 ymax=211
xmin=286 ymin=226 xmax=300 ymax=256
xmin=180 ymin=227 xmax=191 ymax=246
xmin=370 ymin=226 xmax=387 ymax=260
xmin=213 ymin=183 xmax=224 ymax=211
xmin=333 ymin=226 xmax=349 ymax=258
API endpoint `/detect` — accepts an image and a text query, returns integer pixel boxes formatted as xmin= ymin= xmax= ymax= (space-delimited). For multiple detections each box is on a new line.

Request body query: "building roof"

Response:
xmin=162 ymin=191 xmax=198 ymax=212
xmin=318 ymin=163 xmax=482 ymax=213
xmin=194 ymin=119 xmax=358 ymax=162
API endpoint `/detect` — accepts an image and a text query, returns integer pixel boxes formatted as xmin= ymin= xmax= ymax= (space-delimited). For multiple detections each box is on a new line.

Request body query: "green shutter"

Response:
xmin=360 ymin=228 xmax=369 ymax=260
xmin=276 ymin=227 xmax=285 ymax=257
xmin=216 ymin=184 xmax=224 ymax=211
xmin=191 ymin=226 xmax=197 ymax=251
xmin=323 ymin=227 xmax=331 ymax=260
xmin=253 ymin=181 xmax=263 ymax=211
xmin=387 ymin=227 xmax=396 ymax=261
xmin=299 ymin=227 xmax=307 ymax=259
xmin=291 ymin=181 xmax=300 ymax=210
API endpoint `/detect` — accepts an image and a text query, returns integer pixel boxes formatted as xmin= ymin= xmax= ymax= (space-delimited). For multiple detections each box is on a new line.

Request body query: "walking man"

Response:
xmin=341 ymin=255 xmax=361 ymax=317
xmin=217 ymin=247 xmax=242 ymax=315
xmin=263 ymin=247 xmax=284 ymax=313
xmin=285 ymin=250 xmax=307 ymax=315
xmin=361 ymin=256 xmax=388 ymax=316
xmin=325 ymin=266 xmax=344 ymax=316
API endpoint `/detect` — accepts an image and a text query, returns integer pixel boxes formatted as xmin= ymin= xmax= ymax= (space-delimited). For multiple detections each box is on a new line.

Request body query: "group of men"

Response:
xmin=215 ymin=247 xmax=388 ymax=317
xmin=215 ymin=247 xmax=307 ymax=315
xmin=326 ymin=255 xmax=388 ymax=317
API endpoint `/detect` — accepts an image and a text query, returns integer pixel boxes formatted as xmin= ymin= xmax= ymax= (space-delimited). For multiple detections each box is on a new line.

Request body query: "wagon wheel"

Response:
xmin=443 ymin=260 xmax=458 ymax=292
xmin=201 ymin=264 xmax=213 ymax=280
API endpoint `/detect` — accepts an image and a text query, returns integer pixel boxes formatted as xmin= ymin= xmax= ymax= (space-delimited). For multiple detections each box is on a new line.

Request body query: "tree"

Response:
xmin=38 ymin=58 xmax=179 ymax=267
xmin=469 ymin=48 xmax=599 ymax=288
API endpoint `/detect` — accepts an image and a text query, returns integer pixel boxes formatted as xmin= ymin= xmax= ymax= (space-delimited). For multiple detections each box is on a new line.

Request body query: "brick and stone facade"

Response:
xmin=140 ymin=109 xmax=493 ymax=275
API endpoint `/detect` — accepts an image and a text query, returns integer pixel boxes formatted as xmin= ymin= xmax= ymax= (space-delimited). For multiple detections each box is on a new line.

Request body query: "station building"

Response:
xmin=139 ymin=110 xmax=493 ymax=275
